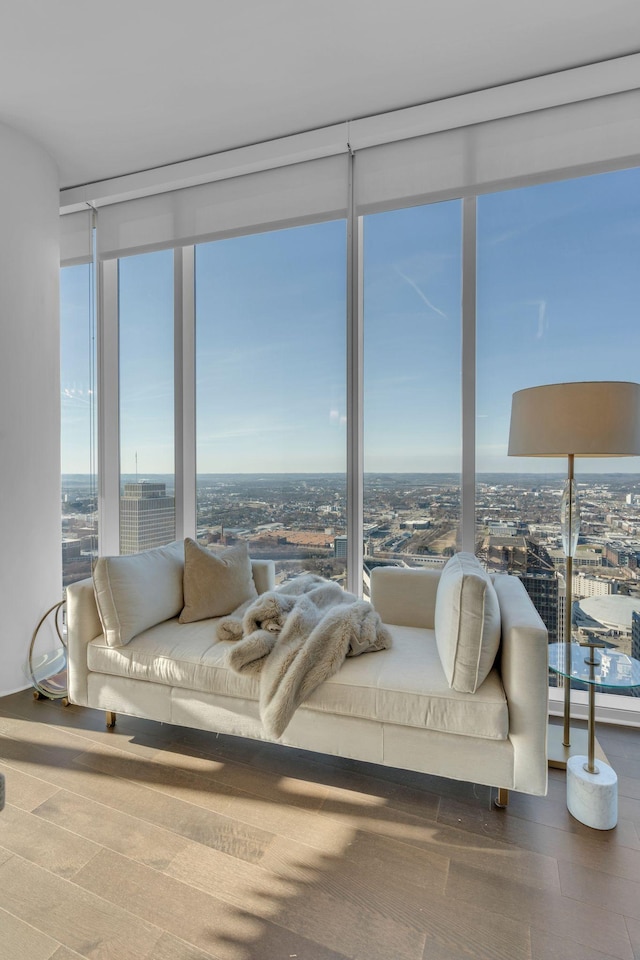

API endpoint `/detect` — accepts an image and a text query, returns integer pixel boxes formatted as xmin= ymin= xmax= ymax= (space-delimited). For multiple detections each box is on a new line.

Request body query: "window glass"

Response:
xmin=119 ymin=250 xmax=175 ymax=554
xmin=477 ymin=168 xmax=640 ymax=700
xmin=60 ymin=263 xmax=97 ymax=587
xmin=363 ymin=201 xmax=463 ymax=585
xmin=195 ymin=221 xmax=347 ymax=585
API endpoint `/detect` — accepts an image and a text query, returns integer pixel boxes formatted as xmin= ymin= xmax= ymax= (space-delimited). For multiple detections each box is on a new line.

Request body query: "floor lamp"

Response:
xmin=508 ymin=381 xmax=640 ymax=768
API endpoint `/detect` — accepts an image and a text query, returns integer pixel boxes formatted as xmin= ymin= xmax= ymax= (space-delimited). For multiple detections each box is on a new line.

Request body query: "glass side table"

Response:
xmin=549 ymin=642 xmax=640 ymax=829
xmin=28 ymin=600 xmax=68 ymax=703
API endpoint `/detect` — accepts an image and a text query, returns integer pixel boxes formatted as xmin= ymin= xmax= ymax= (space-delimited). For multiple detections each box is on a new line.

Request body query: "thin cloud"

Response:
xmin=522 ymin=299 xmax=548 ymax=338
xmin=393 ymin=266 xmax=448 ymax=320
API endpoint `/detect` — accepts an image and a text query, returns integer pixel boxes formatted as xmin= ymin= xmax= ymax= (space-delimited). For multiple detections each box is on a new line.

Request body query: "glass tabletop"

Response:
xmin=549 ymin=642 xmax=640 ymax=689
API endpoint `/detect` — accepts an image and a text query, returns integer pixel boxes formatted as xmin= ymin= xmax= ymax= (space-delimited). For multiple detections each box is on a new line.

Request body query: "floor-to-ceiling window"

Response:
xmin=195 ymin=220 xmax=347 ymax=585
xmin=60 ymin=263 xmax=97 ymax=587
xmin=477 ymin=166 xmax=640 ymax=700
xmin=87 ymin=156 xmax=640 ymax=718
xmin=118 ymin=250 xmax=176 ymax=555
xmin=363 ymin=201 xmax=463 ymax=580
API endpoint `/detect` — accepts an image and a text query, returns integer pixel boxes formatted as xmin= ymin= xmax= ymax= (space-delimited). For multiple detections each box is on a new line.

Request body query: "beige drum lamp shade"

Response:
xmin=508 ymin=381 xmax=640 ymax=458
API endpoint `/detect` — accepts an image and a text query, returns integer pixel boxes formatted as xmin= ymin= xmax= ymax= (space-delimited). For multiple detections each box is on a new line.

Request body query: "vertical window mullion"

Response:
xmin=461 ymin=196 xmax=477 ymax=553
xmin=174 ymin=246 xmax=196 ymax=540
xmin=97 ymin=258 xmax=121 ymax=555
xmin=347 ymin=150 xmax=364 ymax=596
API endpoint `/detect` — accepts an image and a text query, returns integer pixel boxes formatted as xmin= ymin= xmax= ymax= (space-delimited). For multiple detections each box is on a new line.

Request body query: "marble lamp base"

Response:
xmin=567 ymin=755 xmax=617 ymax=830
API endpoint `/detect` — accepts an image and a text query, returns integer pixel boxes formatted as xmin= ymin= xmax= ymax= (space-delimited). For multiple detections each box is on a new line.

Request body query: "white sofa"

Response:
xmin=66 ymin=549 xmax=549 ymax=802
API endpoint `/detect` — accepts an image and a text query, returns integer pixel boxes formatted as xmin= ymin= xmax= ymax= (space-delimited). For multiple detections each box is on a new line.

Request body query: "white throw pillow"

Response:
xmin=179 ymin=538 xmax=258 ymax=623
xmin=434 ymin=552 xmax=501 ymax=693
xmin=93 ymin=540 xmax=185 ymax=647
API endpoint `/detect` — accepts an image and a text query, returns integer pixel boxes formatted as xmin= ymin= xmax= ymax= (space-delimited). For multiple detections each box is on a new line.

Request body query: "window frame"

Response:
xmin=90 ymin=160 xmax=640 ymax=724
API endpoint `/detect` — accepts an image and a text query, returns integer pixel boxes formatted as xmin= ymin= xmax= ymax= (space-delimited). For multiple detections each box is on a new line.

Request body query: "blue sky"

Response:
xmin=61 ymin=164 xmax=640 ymax=476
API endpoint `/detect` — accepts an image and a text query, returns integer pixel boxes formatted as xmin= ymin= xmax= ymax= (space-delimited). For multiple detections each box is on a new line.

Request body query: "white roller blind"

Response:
xmin=97 ymin=153 xmax=349 ymax=260
xmin=60 ymin=209 xmax=93 ymax=266
xmin=355 ymin=89 xmax=640 ymax=214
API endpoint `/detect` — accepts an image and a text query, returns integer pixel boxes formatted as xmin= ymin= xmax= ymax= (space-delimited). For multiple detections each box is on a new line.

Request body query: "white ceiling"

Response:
xmin=1 ymin=0 xmax=639 ymax=189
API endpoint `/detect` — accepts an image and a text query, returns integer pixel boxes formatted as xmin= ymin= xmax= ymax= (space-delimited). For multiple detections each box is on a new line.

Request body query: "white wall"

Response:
xmin=0 ymin=122 xmax=61 ymax=695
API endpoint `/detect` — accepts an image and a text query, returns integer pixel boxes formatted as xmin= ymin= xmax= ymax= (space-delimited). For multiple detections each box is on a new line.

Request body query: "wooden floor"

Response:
xmin=0 ymin=693 xmax=639 ymax=960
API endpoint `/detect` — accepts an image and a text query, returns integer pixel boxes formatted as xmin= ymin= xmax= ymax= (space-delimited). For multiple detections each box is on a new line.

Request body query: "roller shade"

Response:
xmin=97 ymin=153 xmax=349 ymax=260
xmin=60 ymin=209 xmax=93 ymax=266
xmin=354 ymin=89 xmax=640 ymax=215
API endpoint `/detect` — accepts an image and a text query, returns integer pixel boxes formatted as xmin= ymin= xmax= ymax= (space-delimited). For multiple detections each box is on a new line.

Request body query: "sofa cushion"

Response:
xmin=93 ymin=540 xmax=184 ymax=647
xmin=434 ymin=551 xmax=501 ymax=694
xmin=86 ymin=620 xmax=508 ymax=741
xmin=179 ymin=539 xmax=258 ymax=623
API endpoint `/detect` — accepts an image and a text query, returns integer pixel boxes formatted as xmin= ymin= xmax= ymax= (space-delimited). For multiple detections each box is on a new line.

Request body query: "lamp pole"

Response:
xmin=563 ymin=453 xmax=574 ymax=748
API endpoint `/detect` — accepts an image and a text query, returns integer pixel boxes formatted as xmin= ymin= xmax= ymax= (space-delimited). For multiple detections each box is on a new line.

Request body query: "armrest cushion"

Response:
xmin=251 ymin=559 xmax=276 ymax=595
xmin=66 ymin=577 xmax=102 ymax=706
xmin=494 ymin=574 xmax=549 ymax=796
xmin=370 ymin=566 xmax=441 ymax=628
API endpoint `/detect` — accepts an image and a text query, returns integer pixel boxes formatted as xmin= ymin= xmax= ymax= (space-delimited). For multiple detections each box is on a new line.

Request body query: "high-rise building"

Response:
xmin=120 ymin=481 xmax=175 ymax=555
xmin=632 ymin=611 xmax=640 ymax=662
xmin=333 ymin=535 xmax=348 ymax=559
xmin=521 ymin=572 xmax=559 ymax=644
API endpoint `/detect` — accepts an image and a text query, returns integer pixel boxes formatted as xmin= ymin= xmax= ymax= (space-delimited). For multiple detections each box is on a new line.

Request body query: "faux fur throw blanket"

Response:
xmin=217 ymin=575 xmax=392 ymax=739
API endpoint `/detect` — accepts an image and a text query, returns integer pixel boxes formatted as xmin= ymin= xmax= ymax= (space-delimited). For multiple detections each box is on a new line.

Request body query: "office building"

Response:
xmin=521 ymin=572 xmax=559 ymax=644
xmin=120 ymin=481 xmax=175 ymax=555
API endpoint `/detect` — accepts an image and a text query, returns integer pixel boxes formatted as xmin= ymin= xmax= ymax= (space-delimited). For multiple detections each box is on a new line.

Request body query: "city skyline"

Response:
xmin=61 ymin=469 xmax=640 ymax=677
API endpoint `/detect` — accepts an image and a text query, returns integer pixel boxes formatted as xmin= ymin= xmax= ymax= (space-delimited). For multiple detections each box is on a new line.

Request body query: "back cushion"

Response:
xmin=434 ymin=552 xmax=501 ymax=693
xmin=179 ymin=538 xmax=258 ymax=623
xmin=93 ymin=540 xmax=185 ymax=647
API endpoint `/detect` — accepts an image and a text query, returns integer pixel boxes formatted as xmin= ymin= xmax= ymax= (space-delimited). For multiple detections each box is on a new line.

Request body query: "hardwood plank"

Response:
xmin=558 ymin=858 xmax=640 ymax=921
xmin=166 ymin=831 xmax=443 ymax=955
xmin=146 ymin=932 xmax=234 ymax=960
xmin=2 ymin=735 xmax=275 ymax=864
xmin=445 ymin=859 xmax=633 ymax=960
xmin=597 ymin=729 xmax=640 ymax=762
xmin=0 ymin=905 xmax=61 ymax=960
xmin=0 ymin=719 xmax=88 ymax=767
xmin=33 ymin=789 xmax=190 ymax=871
xmin=262 ymin=828 xmax=449 ymax=892
xmin=0 ymin=760 xmax=61 ymax=812
xmin=418 ymin=894 xmax=531 ymax=960
xmin=0 ymin=802 xmax=99 ymax=878
xmin=3 ymin=691 xmax=173 ymax=745
xmin=0 ymin=855 xmax=165 ymax=960
xmin=618 ymin=794 xmax=640 ymax=827
xmin=624 ymin=917 xmax=640 ymax=960
xmin=176 ymin=725 xmax=264 ymax=765
xmin=439 ymin=791 xmax=640 ymax=852
xmin=608 ymin=754 xmax=640 ymax=783
xmin=492 ymin=785 xmax=640 ymax=847
xmin=50 ymin=949 xmax=87 ymax=960
xmin=439 ymin=794 xmax=640 ymax=884
xmin=0 ymin=703 xmax=170 ymax=761
xmin=618 ymin=775 xmax=640 ymax=802
xmin=74 ymin=847 xmax=354 ymax=960
xmin=149 ymin=739 xmax=330 ymax=811
xmin=74 ymin=744 xmax=355 ymax=853
xmin=531 ymin=926 xmax=626 ymax=960
xmin=171 ymin=729 xmax=444 ymax=822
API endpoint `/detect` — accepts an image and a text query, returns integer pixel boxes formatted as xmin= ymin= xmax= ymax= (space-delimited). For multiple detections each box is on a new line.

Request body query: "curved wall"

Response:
xmin=0 ymin=122 xmax=60 ymax=695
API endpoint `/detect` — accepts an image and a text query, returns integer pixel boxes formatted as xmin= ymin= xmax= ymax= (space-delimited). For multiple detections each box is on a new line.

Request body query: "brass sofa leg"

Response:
xmin=495 ymin=787 xmax=509 ymax=808
xmin=106 ymin=711 xmax=116 ymax=729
